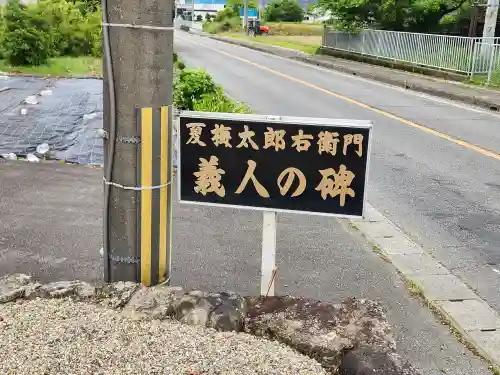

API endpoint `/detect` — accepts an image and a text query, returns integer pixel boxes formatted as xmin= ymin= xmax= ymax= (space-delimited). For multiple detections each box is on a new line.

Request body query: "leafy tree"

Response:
xmin=264 ymin=0 xmax=304 ymax=22
xmin=38 ymin=0 xmax=101 ymax=57
xmin=439 ymin=2 xmax=472 ymax=34
xmin=0 ymin=5 xmax=6 ymax=59
xmin=307 ymin=2 xmax=317 ymax=13
xmin=3 ymin=0 xmax=53 ymax=65
xmin=76 ymin=0 xmax=100 ymax=14
xmin=318 ymin=0 xmax=470 ymax=32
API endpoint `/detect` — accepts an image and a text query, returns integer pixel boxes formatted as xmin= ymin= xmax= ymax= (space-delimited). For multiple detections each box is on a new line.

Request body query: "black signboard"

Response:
xmin=178 ymin=113 xmax=372 ymax=218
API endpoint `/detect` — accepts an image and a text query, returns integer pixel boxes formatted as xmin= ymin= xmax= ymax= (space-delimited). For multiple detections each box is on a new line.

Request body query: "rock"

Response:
xmin=0 ymin=274 xmax=35 ymax=303
xmin=207 ymin=292 xmax=248 ymax=332
xmin=339 ymin=346 xmax=419 ymax=375
xmin=26 ymin=153 xmax=40 ymax=163
xmin=0 ymin=274 xmax=417 ymax=374
xmin=176 ymin=291 xmax=211 ymax=326
xmin=26 ymin=280 xmax=96 ymax=300
xmin=122 ymin=285 xmax=185 ymax=320
xmin=210 ymin=302 xmax=244 ymax=332
xmin=24 ymin=95 xmax=38 ymax=105
xmin=1 ymin=275 xmax=95 ymax=303
xmin=36 ymin=143 xmax=50 ymax=155
xmin=1 ymin=152 xmax=17 ymax=160
xmin=244 ymin=296 xmax=398 ymax=373
xmin=121 ymin=286 xmax=247 ymax=332
xmin=98 ymin=281 xmax=140 ymax=308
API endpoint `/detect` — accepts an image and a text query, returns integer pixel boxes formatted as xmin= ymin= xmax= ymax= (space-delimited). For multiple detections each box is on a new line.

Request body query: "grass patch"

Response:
xmin=222 ymin=33 xmax=320 ymax=55
xmin=264 ymin=22 xmax=323 ymax=36
xmin=469 ymin=74 xmax=500 ymax=90
xmin=0 ymin=56 xmax=102 ymax=77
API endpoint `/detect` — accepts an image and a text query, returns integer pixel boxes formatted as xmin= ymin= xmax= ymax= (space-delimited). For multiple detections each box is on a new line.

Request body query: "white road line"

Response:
xmin=178 ymin=33 xmax=500 ymax=120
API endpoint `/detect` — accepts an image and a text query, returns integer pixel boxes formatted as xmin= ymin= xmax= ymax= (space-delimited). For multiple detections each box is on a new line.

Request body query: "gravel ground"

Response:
xmin=0 ymin=299 xmax=327 ymax=375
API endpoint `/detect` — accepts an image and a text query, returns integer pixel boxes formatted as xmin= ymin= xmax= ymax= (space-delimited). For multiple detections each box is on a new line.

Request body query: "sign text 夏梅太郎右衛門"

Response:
xmin=178 ymin=113 xmax=372 ymax=218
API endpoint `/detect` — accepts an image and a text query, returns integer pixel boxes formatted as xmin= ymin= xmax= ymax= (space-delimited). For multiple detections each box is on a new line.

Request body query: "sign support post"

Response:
xmin=177 ymin=112 xmax=372 ymax=298
xmin=261 ymin=211 xmax=277 ymax=296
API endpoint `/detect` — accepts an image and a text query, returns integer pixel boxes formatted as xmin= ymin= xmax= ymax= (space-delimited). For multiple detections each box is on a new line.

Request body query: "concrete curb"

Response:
xmin=0 ymin=71 xmax=102 ymax=80
xmin=203 ymin=34 xmax=499 ymax=112
xmin=350 ymin=204 xmax=500 ymax=370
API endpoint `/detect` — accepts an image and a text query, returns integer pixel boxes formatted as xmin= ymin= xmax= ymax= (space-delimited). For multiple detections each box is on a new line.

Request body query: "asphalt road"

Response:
xmin=0 ymin=160 xmax=490 ymax=375
xmin=175 ymin=32 xmax=500 ymax=316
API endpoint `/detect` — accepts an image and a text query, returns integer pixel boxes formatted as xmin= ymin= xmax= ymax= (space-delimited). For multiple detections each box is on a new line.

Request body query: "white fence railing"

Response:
xmin=323 ymin=29 xmax=500 ymax=82
xmin=471 ymin=42 xmax=500 ymax=83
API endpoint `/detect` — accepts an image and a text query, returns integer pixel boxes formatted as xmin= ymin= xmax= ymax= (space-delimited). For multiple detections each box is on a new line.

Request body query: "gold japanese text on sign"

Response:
xmin=187 ymin=123 xmax=364 ymax=157
xmin=179 ymin=114 xmax=372 ymax=218
xmin=185 ymin=122 xmax=363 ymax=207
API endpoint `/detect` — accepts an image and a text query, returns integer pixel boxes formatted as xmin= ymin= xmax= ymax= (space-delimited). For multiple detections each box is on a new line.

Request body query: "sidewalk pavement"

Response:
xmin=205 ymin=34 xmax=500 ymax=112
xmin=0 ymin=160 xmax=491 ymax=375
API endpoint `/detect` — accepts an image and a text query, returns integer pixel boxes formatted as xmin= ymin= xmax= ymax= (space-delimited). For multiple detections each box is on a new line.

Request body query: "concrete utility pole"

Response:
xmin=102 ymin=0 xmax=174 ymax=285
xmin=482 ymin=0 xmax=499 ymax=41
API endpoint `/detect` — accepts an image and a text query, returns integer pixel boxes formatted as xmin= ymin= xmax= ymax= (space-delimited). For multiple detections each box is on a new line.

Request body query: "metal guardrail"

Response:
xmin=323 ymin=29 xmax=500 ymax=83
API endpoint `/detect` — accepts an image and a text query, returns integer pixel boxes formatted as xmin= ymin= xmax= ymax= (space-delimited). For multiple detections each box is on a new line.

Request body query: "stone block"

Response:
xmin=388 ymin=253 xmax=449 ymax=276
xmin=437 ymin=299 xmax=500 ymax=332
xmin=374 ymin=235 xmax=424 ymax=255
xmin=411 ymin=274 xmax=477 ymax=301
xmin=467 ymin=330 xmax=500 ymax=365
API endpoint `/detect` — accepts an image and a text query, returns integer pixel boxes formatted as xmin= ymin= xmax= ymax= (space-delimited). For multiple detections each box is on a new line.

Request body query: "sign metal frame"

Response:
xmin=177 ymin=111 xmax=373 ymax=219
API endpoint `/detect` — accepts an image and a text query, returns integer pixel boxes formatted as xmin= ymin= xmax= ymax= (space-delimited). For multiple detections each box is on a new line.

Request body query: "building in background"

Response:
xmin=176 ymin=0 xmax=226 ymax=21
xmin=175 ymin=0 xmax=317 ymax=21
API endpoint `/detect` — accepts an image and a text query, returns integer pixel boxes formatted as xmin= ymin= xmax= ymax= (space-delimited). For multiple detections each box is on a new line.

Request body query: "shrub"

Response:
xmin=193 ymin=90 xmax=251 ymax=113
xmin=214 ymin=6 xmax=237 ymax=22
xmin=84 ymin=8 xmax=102 ymax=57
xmin=173 ymin=69 xmax=218 ymax=110
xmin=0 ymin=6 xmax=6 ymax=59
xmin=176 ymin=60 xmax=186 ymax=70
xmin=264 ymin=0 xmax=304 ymax=22
xmin=39 ymin=0 xmax=100 ymax=57
xmin=76 ymin=0 xmax=100 ymax=14
xmin=173 ymin=57 xmax=251 ymax=113
xmin=203 ymin=6 xmax=242 ymax=33
xmin=3 ymin=0 xmax=53 ymax=65
xmin=204 ymin=16 xmax=241 ymax=33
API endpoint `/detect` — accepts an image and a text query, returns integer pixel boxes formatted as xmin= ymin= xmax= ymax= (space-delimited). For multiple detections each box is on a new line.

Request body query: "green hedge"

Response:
xmin=203 ymin=7 xmax=241 ymax=34
xmin=173 ymin=58 xmax=250 ymax=113
xmin=0 ymin=0 xmax=101 ymax=66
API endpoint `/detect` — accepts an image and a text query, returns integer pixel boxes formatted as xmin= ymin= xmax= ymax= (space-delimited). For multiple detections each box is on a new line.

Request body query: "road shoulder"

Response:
xmin=351 ymin=204 xmax=500 ymax=371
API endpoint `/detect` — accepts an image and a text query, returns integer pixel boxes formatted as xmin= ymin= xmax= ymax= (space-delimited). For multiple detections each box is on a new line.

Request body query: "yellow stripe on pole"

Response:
xmin=141 ymin=107 xmax=153 ymax=286
xmin=159 ymin=106 xmax=169 ymax=283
